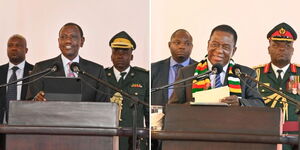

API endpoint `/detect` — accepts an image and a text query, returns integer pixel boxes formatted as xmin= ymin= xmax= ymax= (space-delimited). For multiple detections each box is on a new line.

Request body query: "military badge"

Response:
xmin=287 ymin=75 xmax=299 ymax=95
xmin=131 ymin=84 xmax=142 ymax=88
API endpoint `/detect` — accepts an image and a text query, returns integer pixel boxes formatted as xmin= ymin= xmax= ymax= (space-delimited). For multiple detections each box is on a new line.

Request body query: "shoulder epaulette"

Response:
xmin=290 ymin=64 xmax=297 ymax=73
xmin=252 ymin=64 xmax=265 ymax=69
xmin=132 ymin=66 xmax=148 ymax=72
xmin=294 ymin=64 xmax=300 ymax=67
xmin=263 ymin=63 xmax=271 ymax=73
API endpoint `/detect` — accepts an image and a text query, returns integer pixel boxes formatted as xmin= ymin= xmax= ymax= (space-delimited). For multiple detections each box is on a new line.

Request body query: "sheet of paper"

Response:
xmin=192 ymin=86 xmax=230 ymax=104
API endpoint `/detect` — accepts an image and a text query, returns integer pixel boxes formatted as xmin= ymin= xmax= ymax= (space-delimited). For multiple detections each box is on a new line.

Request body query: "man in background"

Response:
xmin=0 ymin=34 xmax=33 ymax=124
xmin=105 ymin=31 xmax=149 ymax=150
xmin=151 ymin=29 xmax=196 ymax=106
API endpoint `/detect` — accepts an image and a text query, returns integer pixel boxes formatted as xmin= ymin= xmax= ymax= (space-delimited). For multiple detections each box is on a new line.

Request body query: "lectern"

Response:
xmin=159 ymin=104 xmax=282 ymax=150
xmin=1 ymin=101 xmax=119 ymax=150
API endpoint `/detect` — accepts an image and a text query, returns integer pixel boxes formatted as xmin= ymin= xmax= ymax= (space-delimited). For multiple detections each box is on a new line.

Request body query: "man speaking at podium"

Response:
xmin=169 ymin=24 xmax=264 ymax=107
xmin=26 ymin=22 xmax=110 ymax=102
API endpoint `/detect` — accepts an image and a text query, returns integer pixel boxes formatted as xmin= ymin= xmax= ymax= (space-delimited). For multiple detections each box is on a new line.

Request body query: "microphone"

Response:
xmin=151 ymin=63 xmax=223 ymax=93
xmin=70 ymin=62 xmax=80 ymax=73
xmin=232 ymin=64 xmax=300 ymax=107
xmin=212 ymin=63 xmax=223 ymax=75
xmin=0 ymin=62 xmax=59 ymax=88
xmin=232 ymin=64 xmax=243 ymax=77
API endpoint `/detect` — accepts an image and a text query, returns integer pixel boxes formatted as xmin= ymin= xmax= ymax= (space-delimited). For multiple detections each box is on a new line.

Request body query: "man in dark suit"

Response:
xmin=169 ymin=25 xmax=264 ymax=106
xmin=26 ymin=22 xmax=109 ymax=102
xmin=0 ymin=34 xmax=34 ymax=124
xmin=105 ymin=31 xmax=149 ymax=150
xmin=151 ymin=29 xmax=197 ymax=106
xmin=253 ymin=22 xmax=299 ymax=150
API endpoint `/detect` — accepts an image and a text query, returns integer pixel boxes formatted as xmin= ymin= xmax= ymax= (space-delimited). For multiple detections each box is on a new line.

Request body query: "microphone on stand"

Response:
xmin=232 ymin=64 xmax=300 ymax=107
xmin=0 ymin=62 xmax=59 ymax=88
xmin=151 ymin=63 xmax=223 ymax=93
xmin=70 ymin=62 xmax=148 ymax=150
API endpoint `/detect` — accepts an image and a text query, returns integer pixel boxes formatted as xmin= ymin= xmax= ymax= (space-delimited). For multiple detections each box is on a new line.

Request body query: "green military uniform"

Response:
xmin=254 ymin=63 xmax=300 ymax=121
xmin=107 ymin=31 xmax=149 ymax=150
xmin=254 ymin=22 xmax=299 ymax=150
xmin=105 ymin=66 xmax=149 ymax=150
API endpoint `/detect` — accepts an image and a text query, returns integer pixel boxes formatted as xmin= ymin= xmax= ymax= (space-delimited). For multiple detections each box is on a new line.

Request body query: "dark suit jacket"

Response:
xmin=169 ymin=63 xmax=265 ymax=106
xmin=0 ymin=61 xmax=34 ymax=123
xmin=26 ymin=55 xmax=110 ymax=102
xmin=151 ymin=57 xmax=197 ymax=105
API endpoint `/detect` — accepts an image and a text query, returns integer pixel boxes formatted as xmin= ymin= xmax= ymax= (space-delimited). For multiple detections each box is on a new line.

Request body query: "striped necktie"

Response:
xmin=215 ymin=73 xmax=222 ymax=88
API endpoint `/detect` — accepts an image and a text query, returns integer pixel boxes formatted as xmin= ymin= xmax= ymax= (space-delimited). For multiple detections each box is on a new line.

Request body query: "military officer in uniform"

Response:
xmin=105 ymin=31 xmax=149 ymax=150
xmin=254 ymin=22 xmax=300 ymax=150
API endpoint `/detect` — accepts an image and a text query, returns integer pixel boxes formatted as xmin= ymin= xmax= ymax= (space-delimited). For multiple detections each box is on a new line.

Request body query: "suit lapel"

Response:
xmin=0 ymin=64 xmax=8 ymax=85
xmin=106 ymin=67 xmax=118 ymax=87
xmin=161 ymin=58 xmax=171 ymax=101
xmin=266 ymin=67 xmax=278 ymax=84
xmin=20 ymin=62 xmax=33 ymax=100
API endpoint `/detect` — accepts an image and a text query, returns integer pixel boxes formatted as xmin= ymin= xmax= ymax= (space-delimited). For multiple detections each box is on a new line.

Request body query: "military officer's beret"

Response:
xmin=109 ymin=31 xmax=136 ymax=50
xmin=267 ymin=22 xmax=297 ymax=41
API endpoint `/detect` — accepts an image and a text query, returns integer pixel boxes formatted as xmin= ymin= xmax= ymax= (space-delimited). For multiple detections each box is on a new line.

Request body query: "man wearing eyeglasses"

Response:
xmin=169 ymin=24 xmax=264 ymax=107
xmin=151 ymin=29 xmax=197 ymax=106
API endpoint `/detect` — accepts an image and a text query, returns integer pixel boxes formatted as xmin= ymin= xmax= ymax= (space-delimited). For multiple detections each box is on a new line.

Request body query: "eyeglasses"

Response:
xmin=170 ymin=41 xmax=193 ymax=46
xmin=208 ymin=41 xmax=233 ymax=52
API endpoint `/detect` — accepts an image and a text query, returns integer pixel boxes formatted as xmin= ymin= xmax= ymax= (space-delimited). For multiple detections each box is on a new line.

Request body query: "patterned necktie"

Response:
xmin=118 ymin=72 xmax=127 ymax=87
xmin=173 ymin=64 xmax=183 ymax=80
xmin=7 ymin=66 xmax=19 ymax=101
xmin=277 ymin=69 xmax=283 ymax=84
xmin=67 ymin=62 xmax=75 ymax=77
xmin=6 ymin=66 xmax=19 ymax=122
xmin=215 ymin=73 xmax=222 ymax=88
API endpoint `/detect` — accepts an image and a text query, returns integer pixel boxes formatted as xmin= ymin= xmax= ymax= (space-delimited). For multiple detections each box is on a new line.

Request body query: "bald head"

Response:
xmin=168 ymin=29 xmax=193 ymax=63
xmin=7 ymin=34 xmax=28 ymax=65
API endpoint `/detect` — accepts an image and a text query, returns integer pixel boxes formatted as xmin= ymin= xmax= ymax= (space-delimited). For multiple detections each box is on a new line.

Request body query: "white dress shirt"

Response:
xmin=7 ymin=61 xmax=26 ymax=100
xmin=61 ymin=55 xmax=79 ymax=77
xmin=208 ymin=60 xmax=229 ymax=88
xmin=113 ymin=66 xmax=131 ymax=81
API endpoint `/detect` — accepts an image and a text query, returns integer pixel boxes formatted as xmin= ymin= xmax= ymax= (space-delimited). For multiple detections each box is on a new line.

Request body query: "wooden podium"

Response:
xmin=155 ymin=104 xmax=283 ymax=150
xmin=0 ymin=101 xmax=119 ymax=150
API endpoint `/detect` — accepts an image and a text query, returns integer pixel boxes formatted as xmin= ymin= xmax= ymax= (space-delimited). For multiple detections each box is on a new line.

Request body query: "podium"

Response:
xmin=154 ymin=104 xmax=283 ymax=150
xmin=0 ymin=101 xmax=119 ymax=150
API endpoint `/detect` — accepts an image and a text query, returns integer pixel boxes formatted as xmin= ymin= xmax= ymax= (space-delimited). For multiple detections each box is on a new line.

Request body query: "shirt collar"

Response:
xmin=271 ymin=63 xmax=289 ymax=74
xmin=61 ymin=54 xmax=80 ymax=67
xmin=113 ymin=66 xmax=131 ymax=75
xmin=9 ymin=60 xmax=25 ymax=70
xmin=170 ymin=57 xmax=191 ymax=67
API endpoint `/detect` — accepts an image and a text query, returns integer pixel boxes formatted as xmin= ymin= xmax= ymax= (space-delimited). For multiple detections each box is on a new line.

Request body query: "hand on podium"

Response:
xmin=220 ymin=95 xmax=240 ymax=106
xmin=33 ymin=91 xmax=47 ymax=101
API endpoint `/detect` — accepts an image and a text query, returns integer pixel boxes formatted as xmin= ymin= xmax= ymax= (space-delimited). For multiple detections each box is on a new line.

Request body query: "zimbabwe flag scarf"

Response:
xmin=192 ymin=58 xmax=242 ymax=99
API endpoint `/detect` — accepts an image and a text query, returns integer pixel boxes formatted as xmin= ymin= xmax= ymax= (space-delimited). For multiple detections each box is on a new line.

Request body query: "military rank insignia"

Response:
xmin=286 ymin=75 xmax=300 ymax=95
xmin=131 ymin=84 xmax=143 ymax=88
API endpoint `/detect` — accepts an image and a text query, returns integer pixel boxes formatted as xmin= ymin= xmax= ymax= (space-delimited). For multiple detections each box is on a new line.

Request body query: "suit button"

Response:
xmin=134 ymin=92 xmax=138 ymax=96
